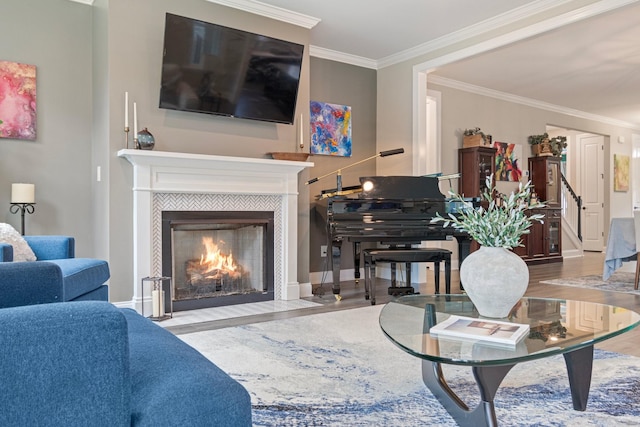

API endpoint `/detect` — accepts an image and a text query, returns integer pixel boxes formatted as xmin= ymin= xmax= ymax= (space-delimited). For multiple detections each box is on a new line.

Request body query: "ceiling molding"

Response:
xmin=428 ymin=75 xmax=640 ymax=132
xmin=378 ymin=0 xmax=572 ymax=69
xmin=309 ymin=46 xmax=377 ymax=70
xmin=67 ymin=0 xmax=94 ymax=4
xmin=309 ymin=0 xmax=639 ymax=69
xmin=204 ymin=0 xmax=321 ymax=29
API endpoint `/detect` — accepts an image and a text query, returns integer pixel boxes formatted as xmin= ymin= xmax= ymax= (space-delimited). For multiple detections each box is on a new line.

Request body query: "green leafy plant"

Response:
xmin=432 ymin=176 xmax=545 ymax=249
xmin=528 ymin=133 xmax=549 ymax=145
xmin=549 ymin=135 xmax=567 ymax=156
xmin=463 ymin=127 xmax=491 ymax=144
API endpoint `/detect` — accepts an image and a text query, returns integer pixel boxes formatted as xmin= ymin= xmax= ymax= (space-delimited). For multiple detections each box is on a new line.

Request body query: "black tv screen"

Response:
xmin=159 ymin=13 xmax=304 ymax=125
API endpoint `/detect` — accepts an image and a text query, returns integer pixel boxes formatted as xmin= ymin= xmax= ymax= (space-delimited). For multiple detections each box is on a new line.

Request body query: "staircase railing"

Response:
xmin=560 ymin=172 xmax=582 ymax=241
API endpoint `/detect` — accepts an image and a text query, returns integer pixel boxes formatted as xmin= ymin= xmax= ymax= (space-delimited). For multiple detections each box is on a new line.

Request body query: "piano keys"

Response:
xmin=317 ymin=175 xmax=479 ymax=297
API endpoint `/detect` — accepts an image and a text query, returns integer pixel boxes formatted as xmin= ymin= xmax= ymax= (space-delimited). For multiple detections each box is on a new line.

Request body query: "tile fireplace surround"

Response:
xmin=117 ymin=149 xmax=313 ymax=313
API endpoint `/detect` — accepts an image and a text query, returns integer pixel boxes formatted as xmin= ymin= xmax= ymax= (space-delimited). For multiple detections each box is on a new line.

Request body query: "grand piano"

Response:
xmin=317 ymin=175 xmax=479 ymax=297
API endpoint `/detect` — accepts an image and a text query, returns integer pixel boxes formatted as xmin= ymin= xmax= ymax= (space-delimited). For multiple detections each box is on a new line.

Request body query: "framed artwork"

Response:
xmin=494 ymin=142 xmax=523 ymax=182
xmin=0 ymin=61 xmax=37 ymax=141
xmin=309 ymin=101 xmax=352 ymax=157
xmin=614 ymin=154 xmax=629 ymax=192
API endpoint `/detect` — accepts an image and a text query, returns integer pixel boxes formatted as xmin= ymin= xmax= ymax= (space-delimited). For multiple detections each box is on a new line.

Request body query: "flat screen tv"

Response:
xmin=159 ymin=13 xmax=304 ymax=125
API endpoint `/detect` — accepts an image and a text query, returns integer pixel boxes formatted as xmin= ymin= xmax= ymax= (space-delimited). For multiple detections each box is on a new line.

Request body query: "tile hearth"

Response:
xmin=158 ymin=299 xmax=321 ymax=328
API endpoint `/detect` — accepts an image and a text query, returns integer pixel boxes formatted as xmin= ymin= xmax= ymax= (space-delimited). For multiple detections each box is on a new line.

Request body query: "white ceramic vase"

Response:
xmin=459 ymin=246 xmax=529 ymax=318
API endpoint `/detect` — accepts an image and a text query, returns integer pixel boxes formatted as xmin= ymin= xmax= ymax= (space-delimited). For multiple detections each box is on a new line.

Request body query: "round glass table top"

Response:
xmin=379 ymin=295 xmax=640 ymax=366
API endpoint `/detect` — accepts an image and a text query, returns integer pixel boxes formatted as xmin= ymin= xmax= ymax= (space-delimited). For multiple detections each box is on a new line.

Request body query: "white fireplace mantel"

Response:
xmin=117 ymin=149 xmax=314 ymax=311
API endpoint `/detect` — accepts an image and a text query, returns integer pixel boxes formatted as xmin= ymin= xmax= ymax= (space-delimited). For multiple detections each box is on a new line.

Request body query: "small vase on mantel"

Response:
xmin=459 ymin=246 xmax=529 ymax=318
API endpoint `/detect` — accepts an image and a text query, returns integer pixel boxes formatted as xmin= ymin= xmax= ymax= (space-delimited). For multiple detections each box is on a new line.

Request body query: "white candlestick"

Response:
xmin=11 ymin=183 xmax=35 ymax=204
xmin=133 ymin=101 xmax=138 ymax=136
xmin=124 ymin=92 xmax=129 ymax=128
xmin=299 ymin=113 xmax=304 ymax=148
xmin=152 ymin=289 xmax=161 ymax=318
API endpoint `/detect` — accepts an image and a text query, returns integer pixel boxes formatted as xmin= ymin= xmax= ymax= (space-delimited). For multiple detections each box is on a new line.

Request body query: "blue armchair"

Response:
xmin=0 ymin=236 xmax=110 ymax=308
xmin=0 ymin=301 xmax=252 ymax=426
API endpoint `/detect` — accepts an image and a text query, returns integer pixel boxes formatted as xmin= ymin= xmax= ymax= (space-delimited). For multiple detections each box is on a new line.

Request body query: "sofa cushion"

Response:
xmin=0 ymin=223 xmax=36 ymax=262
xmin=48 ymin=258 xmax=110 ymax=301
xmin=122 ymin=309 xmax=252 ymax=426
xmin=0 ymin=302 xmax=131 ymax=426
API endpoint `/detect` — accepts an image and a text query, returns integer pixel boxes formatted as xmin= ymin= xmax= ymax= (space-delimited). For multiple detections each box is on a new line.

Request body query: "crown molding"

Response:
xmin=310 ymin=0 xmax=639 ymax=69
xmin=205 ymin=0 xmax=320 ymax=29
xmin=67 ymin=0 xmax=94 ymax=4
xmin=428 ymin=75 xmax=640 ymax=131
xmin=309 ymin=46 xmax=377 ymax=69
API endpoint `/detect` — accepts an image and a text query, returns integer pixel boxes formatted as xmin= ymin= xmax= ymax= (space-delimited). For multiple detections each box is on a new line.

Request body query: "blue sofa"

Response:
xmin=0 ymin=301 xmax=252 ymax=426
xmin=0 ymin=236 xmax=110 ymax=307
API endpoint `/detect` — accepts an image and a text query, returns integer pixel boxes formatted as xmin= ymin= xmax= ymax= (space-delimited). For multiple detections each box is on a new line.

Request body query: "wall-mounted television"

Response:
xmin=159 ymin=13 xmax=304 ymax=125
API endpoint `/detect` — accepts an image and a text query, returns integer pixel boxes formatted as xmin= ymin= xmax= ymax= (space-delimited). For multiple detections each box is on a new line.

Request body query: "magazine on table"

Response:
xmin=429 ymin=315 xmax=529 ymax=348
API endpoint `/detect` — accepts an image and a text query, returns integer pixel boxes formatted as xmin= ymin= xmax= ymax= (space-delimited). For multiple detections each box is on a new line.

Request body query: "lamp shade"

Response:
xmin=11 ymin=183 xmax=35 ymax=204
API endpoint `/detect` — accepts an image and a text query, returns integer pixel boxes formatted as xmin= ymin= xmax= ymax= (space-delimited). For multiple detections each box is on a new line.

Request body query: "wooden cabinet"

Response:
xmin=516 ymin=208 xmax=563 ymax=264
xmin=458 ymin=146 xmax=496 ymax=198
xmin=528 ymin=156 xmax=561 ymax=207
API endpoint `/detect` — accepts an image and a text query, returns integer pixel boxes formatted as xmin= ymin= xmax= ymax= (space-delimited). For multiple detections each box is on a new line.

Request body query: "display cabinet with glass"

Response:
xmin=458 ymin=146 xmax=497 ymax=199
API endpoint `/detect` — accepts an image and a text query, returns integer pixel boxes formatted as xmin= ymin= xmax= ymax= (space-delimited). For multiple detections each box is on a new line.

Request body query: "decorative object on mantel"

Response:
xmin=0 ymin=61 xmax=37 ymax=141
xmin=462 ymin=127 xmax=492 ymax=148
xmin=268 ymin=152 xmax=310 ymax=161
xmin=124 ymin=91 xmax=130 ymax=148
xmin=9 ymin=183 xmax=36 ymax=236
xmin=136 ymin=128 xmax=155 ymax=150
xmin=432 ymin=176 xmax=545 ymax=318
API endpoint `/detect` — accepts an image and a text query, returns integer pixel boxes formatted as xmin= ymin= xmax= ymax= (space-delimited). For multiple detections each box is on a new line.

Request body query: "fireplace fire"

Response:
xmin=162 ymin=211 xmax=274 ymax=311
xmin=186 ymin=237 xmax=243 ymax=288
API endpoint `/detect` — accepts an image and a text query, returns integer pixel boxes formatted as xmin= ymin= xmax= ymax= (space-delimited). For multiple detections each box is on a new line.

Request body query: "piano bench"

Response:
xmin=363 ymin=248 xmax=452 ymax=305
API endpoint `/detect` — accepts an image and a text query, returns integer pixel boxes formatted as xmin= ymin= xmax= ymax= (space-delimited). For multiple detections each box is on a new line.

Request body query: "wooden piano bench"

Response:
xmin=363 ymin=248 xmax=452 ymax=305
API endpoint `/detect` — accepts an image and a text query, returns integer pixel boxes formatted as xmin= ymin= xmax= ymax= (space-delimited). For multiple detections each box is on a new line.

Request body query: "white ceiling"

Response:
xmin=212 ymin=0 xmax=640 ymax=129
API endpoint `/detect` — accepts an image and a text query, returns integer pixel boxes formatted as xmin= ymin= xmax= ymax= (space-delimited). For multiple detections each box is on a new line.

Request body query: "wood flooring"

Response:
xmin=169 ymin=251 xmax=640 ymax=358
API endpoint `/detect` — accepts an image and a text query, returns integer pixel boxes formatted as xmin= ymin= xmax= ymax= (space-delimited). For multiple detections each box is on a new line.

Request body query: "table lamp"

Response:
xmin=9 ymin=183 xmax=36 ymax=235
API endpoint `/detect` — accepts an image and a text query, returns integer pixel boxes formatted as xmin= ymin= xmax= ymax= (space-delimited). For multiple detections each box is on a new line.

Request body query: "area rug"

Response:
xmin=178 ymin=305 xmax=640 ymax=426
xmin=540 ymin=271 xmax=640 ymax=295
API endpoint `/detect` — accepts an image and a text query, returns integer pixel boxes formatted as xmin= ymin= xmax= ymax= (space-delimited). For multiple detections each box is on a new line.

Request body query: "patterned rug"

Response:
xmin=178 ymin=305 xmax=640 ymax=426
xmin=540 ymin=271 xmax=640 ymax=295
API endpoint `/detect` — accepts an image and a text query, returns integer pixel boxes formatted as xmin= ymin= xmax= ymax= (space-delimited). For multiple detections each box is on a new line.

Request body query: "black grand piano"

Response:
xmin=317 ymin=175 xmax=479 ymax=297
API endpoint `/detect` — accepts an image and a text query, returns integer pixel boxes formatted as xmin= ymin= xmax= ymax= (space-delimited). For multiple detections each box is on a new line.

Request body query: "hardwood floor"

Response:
xmin=169 ymin=251 xmax=640 ymax=358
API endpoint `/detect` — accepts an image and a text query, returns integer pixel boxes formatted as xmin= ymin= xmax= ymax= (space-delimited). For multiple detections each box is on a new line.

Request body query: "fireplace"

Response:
xmin=117 ymin=149 xmax=312 ymax=315
xmin=162 ymin=211 xmax=274 ymax=311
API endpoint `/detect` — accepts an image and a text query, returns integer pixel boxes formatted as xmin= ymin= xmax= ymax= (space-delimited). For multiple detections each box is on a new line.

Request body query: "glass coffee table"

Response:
xmin=379 ymin=295 xmax=640 ymax=427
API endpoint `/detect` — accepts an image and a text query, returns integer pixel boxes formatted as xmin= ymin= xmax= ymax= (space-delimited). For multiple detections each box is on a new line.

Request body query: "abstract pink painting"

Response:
xmin=0 ymin=61 xmax=37 ymax=141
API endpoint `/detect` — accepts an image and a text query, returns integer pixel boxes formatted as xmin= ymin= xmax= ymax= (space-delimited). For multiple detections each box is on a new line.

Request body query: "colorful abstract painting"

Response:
xmin=614 ymin=154 xmax=629 ymax=192
xmin=494 ymin=142 xmax=523 ymax=182
xmin=310 ymin=101 xmax=351 ymax=157
xmin=0 ymin=61 xmax=37 ymax=141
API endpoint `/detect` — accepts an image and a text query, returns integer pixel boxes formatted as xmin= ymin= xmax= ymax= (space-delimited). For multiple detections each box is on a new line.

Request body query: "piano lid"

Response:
xmin=358 ymin=176 xmax=444 ymax=199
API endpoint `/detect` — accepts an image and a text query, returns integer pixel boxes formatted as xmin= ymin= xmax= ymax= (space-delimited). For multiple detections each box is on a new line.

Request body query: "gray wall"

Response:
xmin=308 ymin=57 xmax=377 ymax=273
xmin=0 ymin=0 xmax=94 ymax=253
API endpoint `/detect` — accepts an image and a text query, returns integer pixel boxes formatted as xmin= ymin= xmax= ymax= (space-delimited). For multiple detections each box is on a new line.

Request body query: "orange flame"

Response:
xmin=199 ymin=237 xmax=237 ymax=275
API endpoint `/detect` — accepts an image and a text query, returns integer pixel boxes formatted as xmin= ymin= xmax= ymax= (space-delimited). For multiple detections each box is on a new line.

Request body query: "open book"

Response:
xmin=429 ymin=315 xmax=529 ymax=348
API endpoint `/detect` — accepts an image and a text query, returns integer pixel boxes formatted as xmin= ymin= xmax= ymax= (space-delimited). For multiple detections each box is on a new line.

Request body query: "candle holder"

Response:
xmin=140 ymin=276 xmax=173 ymax=321
xmin=124 ymin=126 xmax=130 ymax=149
xmin=133 ymin=137 xmax=140 ymax=150
xmin=9 ymin=203 xmax=35 ymax=236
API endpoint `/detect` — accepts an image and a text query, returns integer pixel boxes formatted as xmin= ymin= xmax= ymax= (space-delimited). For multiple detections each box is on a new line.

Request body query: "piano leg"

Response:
xmin=331 ymin=240 xmax=343 ymax=300
xmin=353 ymin=242 xmax=361 ymax=285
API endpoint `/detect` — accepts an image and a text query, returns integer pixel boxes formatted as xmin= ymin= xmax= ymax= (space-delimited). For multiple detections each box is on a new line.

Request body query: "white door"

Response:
xmin=579 ymin=134 xmax=605 ymax=251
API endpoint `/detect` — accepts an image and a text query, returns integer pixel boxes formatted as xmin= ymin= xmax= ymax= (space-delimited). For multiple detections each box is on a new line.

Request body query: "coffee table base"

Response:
xmin=421 ymin=345 xmax=594 ymax=427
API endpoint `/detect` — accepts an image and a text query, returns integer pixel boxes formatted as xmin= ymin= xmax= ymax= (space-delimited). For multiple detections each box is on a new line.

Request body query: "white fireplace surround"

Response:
xmin=117 ymin=149 xmax=313 ymax=312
